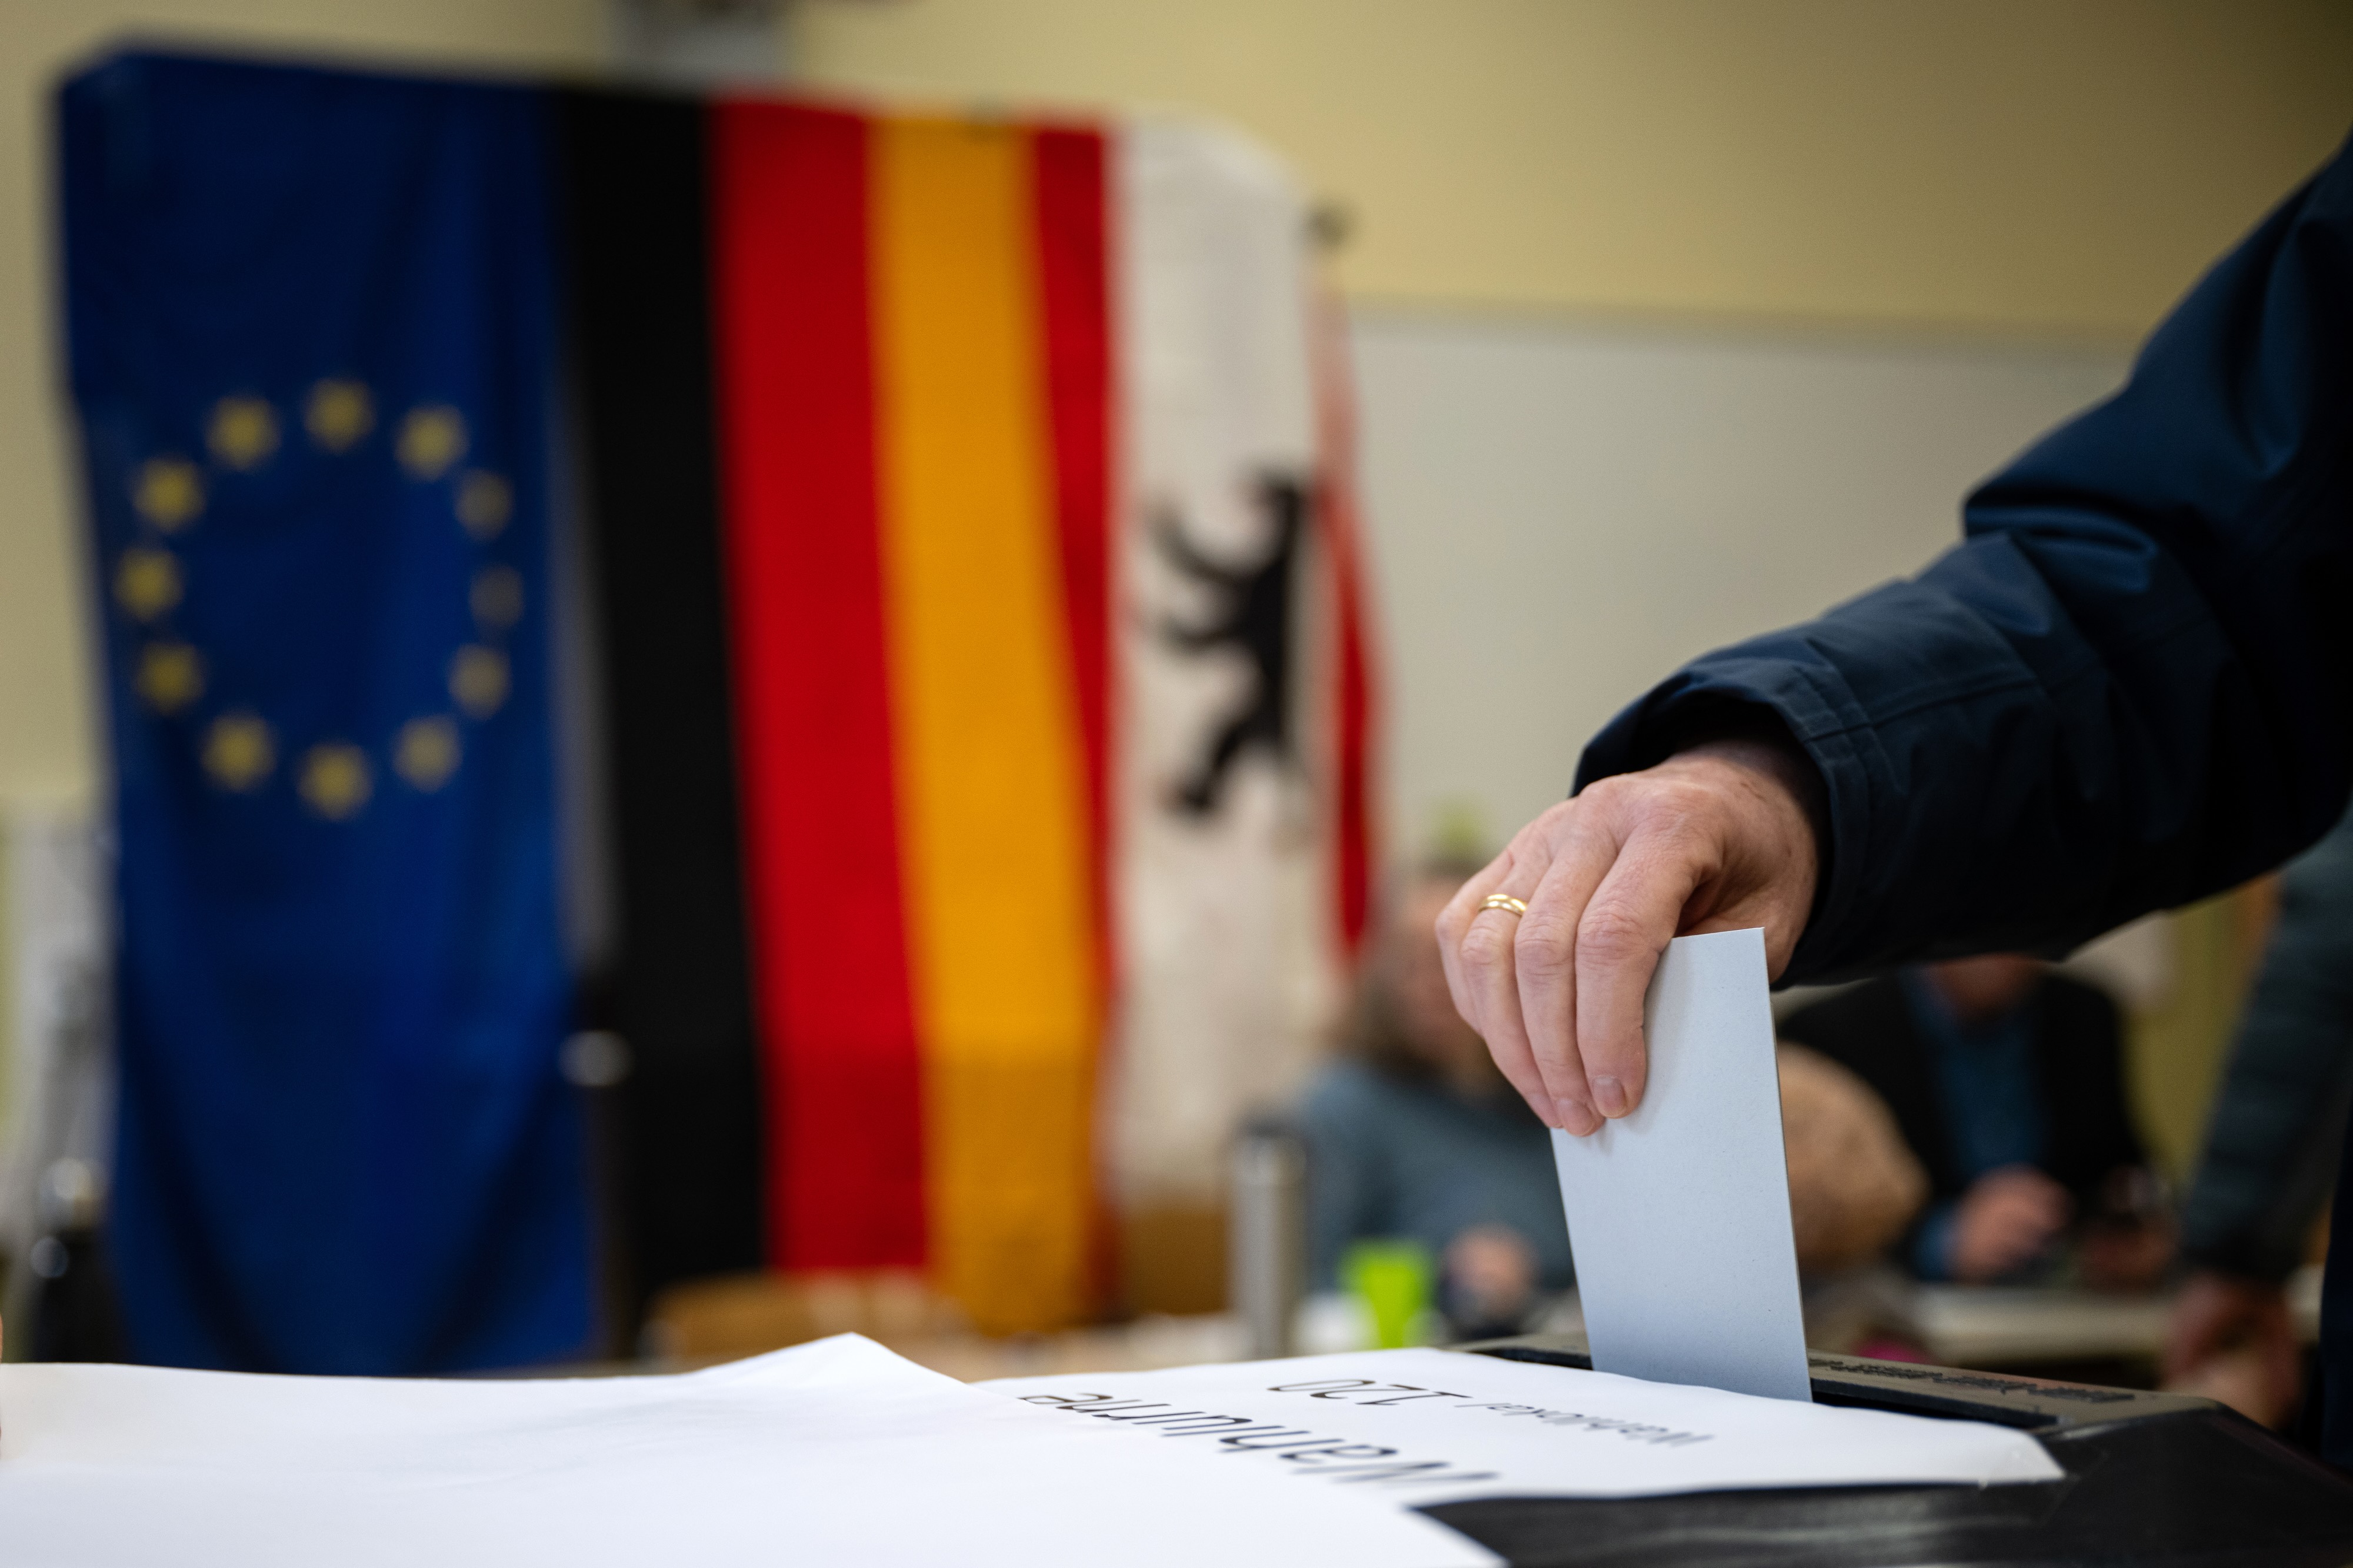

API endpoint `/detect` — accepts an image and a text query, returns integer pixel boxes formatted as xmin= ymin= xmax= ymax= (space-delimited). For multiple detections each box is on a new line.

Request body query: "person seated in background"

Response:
xmin=1297 ymin=860 xmax=1571 ymax=1339
xmin=1776 ymin=1042 xmax=1931 ymax=1354
xmin=1779 ymin=956 xmax=2172 ymax=1288
xmin=2165 ymin=808 xmax=2353 ymax=1430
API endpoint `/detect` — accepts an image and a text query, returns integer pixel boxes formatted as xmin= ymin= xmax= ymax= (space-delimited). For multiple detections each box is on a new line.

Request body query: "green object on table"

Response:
xmin=1342 ymin=1238 xmax=1434 ymax=1349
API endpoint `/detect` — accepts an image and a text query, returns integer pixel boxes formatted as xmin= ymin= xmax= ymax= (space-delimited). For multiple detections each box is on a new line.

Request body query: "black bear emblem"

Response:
xmin=1156 ymin=476 xmax=1308 ymax=815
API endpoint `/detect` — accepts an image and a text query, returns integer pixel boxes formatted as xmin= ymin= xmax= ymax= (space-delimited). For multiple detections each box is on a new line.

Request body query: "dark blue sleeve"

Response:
xmin=1579 ymin=129 xmax=2353 ymax=985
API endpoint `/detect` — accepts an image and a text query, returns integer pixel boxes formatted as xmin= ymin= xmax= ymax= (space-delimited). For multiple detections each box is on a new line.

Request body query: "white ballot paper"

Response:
xmin=0 ymin=1334 xmax=1494 ymax=1568
xmin=1551 ymin=926 xmax=1813 ymax=1400
xmin=985 ymin=1346 xmax=2061 ymax=1502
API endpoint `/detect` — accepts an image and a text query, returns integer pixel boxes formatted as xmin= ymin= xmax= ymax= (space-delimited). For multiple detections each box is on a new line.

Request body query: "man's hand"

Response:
xmin=2163 ymin=1270 xmax=2303 ymax=1426
xmin=1436 ymin=738 xmax=1822 ymax=1133
xmin=1949 ymin=1165 xmax=2072 ymax=1283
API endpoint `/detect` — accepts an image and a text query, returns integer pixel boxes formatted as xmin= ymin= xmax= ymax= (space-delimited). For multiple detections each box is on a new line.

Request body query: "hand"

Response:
xmin=1435 ymin=738 xmax=1822 ymax=1132
xmin=2163 ymin=1271 xmax=2302 ymax=1426
xmin=1948 ymin=1166 xmax=2072 ymax=1282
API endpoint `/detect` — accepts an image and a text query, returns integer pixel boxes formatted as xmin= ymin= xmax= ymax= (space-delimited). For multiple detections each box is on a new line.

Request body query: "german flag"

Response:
xmin=559 ymin=91 xmax=1372 ymax=1335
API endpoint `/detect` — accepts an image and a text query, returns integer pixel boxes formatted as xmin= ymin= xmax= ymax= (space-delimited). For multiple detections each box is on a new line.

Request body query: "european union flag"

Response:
xmin=61 ymin=52 xmax=588 ymax=1372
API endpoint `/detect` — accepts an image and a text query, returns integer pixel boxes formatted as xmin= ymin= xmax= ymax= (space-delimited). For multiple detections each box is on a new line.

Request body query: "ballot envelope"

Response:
xmin=1437 ymin=1332 xmax=2353 ymax=1567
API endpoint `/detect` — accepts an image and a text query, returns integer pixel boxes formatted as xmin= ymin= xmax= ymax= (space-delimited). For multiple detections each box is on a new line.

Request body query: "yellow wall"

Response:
xmin=2 ymin=0 xmax=2348 ymax=808
xmin=795 ymin=1 xmax=2353 ymax=337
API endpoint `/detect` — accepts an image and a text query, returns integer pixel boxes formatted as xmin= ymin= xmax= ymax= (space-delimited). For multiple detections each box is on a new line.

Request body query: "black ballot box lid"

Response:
xmin=1432 ymin=1335 xmax=2353 ymax=1567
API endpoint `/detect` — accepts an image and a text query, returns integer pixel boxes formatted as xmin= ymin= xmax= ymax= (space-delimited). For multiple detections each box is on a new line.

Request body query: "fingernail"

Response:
xmin=1556 ymin=1098 xmax=1601 ymax=1136
xmin=1592 ymin=1076 xmax=1627 ymax=1117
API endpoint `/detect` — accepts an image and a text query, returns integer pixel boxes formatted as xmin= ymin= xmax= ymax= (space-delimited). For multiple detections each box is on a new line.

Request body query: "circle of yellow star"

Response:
xmin=394 ymin=716 xmax=462 ymax=791
xmin=306 ymin=379 xmax=375 ymax=452
xmin=299 ymin=742 xmax=372 ymax=820
xmin=398 ymin=405 xmax=469 ymax=481
xmin=134 ymin=642 xmax=204 ymax=714
xmin=448 ymin=645 xmax=510 ymax=719
xmin=456 ymin=470 xmax=512 ymax=540
xmin=207 ymin=397 xmax=279 ymax=470
xmin=115 ymin=548 xmax=183 ymax=621
xmin=202 ymin=712 xmax=275 ymax=792
xmin=132 ymin=459 xmax=204 ymax=532
xmin=471 ymin=565 xmax=525 ymax=632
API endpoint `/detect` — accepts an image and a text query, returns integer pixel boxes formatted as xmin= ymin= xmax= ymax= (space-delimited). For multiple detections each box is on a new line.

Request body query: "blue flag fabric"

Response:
xmin=61 ymin=52 xmax=588 ymax=1373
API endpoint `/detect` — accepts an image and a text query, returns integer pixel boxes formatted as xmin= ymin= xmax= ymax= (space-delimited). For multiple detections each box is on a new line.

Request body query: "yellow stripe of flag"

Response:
xmin=872 ymin=116 xmax=1101 ymax=1332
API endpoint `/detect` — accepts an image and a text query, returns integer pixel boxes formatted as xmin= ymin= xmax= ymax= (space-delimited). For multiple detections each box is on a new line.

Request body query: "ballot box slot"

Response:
xmin=1805 ymin=1384 xmax=2054 ymax=1429
xmin=1462 ymin=1337 xmax=2229 ymax=1432
xmin=1468 ymin=1340 xmax=2048 ymax=1429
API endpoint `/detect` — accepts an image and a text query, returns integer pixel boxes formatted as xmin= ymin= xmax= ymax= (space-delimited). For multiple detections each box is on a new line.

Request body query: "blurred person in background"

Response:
xmin=1298 ymin=860 xmax=1572 ymax=1338
xmin=1777 ymin=1042 xmax=1931 ymax=1355
xmin=2166 ymin=808 xmax=2353 ymax=1428
xmin=1779 ymin=958 xmax=2171 ymax=1288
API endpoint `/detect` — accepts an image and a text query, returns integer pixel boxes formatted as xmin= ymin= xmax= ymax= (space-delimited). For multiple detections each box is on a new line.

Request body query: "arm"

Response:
xmin=1582 ymin=130 xmax=2353 ymax=986
xmin=2180 ymin=810 xmax=2353 ymax=1283
xmin=1445 ymin=129 xmax=2353 ymax=1133
xmin=2161 ymin=823 xmax=2353 ymax=1418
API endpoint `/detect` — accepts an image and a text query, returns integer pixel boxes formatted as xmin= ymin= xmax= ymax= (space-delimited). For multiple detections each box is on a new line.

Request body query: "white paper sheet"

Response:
xmin=984 ymin=1346 xmax=2062 ymax=1501
xmin=1551 ymin=926 xmax=1814 ymax=1400
xmin=0 ymin=1335 xmax=1495 ymax=1568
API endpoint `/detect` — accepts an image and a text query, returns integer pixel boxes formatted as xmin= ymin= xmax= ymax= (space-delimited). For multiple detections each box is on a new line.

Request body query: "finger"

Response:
xmin=1441 ymin=839 xmax=1561 ymax=1127
xmin=1435 ymin=849 xmax=1518 ymax=1032
xmin=1570 ymin=825 xmax=1711 ymax=1119
xmin=1465 ymin=882 xmax=1563 ymax=1126
xmin=1511 ymin=822 xmax=1626 ymax=1132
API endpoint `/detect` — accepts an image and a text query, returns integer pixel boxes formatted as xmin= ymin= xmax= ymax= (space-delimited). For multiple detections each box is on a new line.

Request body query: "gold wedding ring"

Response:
xmin=1478 ymin=893 xmax=1529 ymax=917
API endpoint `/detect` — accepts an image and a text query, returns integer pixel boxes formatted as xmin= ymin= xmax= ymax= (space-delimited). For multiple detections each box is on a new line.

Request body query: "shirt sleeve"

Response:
xmin=1578 ymin=128 xmax=2353 ymax=986
xmin=2180 ymin=808 xmax=2353 ymax=1282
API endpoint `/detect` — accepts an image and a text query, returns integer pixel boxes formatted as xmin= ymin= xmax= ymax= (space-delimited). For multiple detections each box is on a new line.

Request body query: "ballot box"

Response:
xmin=1437 ymin=1334 xmax=2353 ymax=1567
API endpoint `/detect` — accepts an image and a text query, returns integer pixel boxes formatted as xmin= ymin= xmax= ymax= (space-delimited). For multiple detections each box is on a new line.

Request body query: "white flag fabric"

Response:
xmin=1110 ymin=115 xmax=1357 ymax=1214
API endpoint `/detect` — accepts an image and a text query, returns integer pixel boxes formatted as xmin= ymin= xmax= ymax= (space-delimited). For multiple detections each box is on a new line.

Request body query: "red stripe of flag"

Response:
xmin=1028 ymin=126 xmax=1115 ymax=1009
xmin=710 ymin=102 xmax=926 ymax=1269
xmin=1029 ymin=124 xmax=1116 ymax=1301
xmin=1315 ymin=292 xmax=1377 ymax=960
